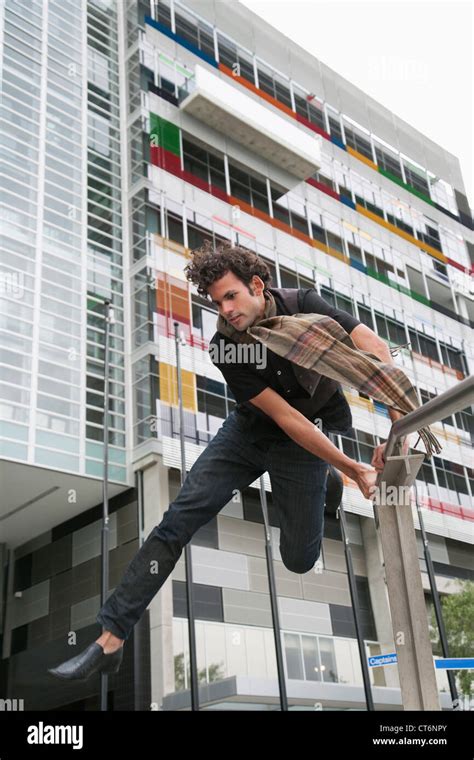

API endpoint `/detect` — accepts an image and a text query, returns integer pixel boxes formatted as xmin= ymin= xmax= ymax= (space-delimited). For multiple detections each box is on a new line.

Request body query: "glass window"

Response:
xmin=217 ymin=33 xmax=237 ymax=69
xmin=192 ymin=303 xmax=217 ymax=343
xmin=174 ymin=8 xmax=198 ymax=48
xmin=344 ymin=124 xmax=372 ymax=159
xmin=358 ymin=430 xmax=375 ymax=464
xmin=225 ymin=626 xmax=248 ymax=677
xmin=273 ymin=74 xmax=292 ymax=109
xmin=87 ymin=47 xmax=110 ymax=92
xmin=416 ymin=459 xmax=436 ymax=487
xmin=302 ymin=635 xmax=322 ymax=681
xmin=174 ymin=6 xmax=214 ymax=59
xmin=439 ymin=343 xmax=466 ymax=374
xmin=408 ymin=328 xmax=439 ymax=362
xmin=357 ymin=303 xmax=374 ymax=330
xmin=270 ymin=185 xmax=289 ymax=226
xmin=428 ymin=176 xmax=458 ymax=215
xmin=245 ymin=628 xmax=269 ymax=679
xmin=284 ymin=633 xmax=304 ymax=679
xmin=279 ymin=266 xmax=298 ymax=289
xmin=341 ymin=434 xmax=357 ymax=461
xmin=88 ymin=111 xmax=111 ymax=156
xmin=334 ymin=638 xmax=356 ymax=684
xmin=403 ymin=161 xmax=429 ymax=195
xmin=293 ymin=84 xmax=325 ymax=129
xmin=454 ymin=407 xmax=474 ymax=438
xmin=328 ymin=114 xmax=343 ymax=143
xmin=228 ymin=167 xmax=252 ymax=206
xmin=318 ymin=636 xmax=338 ymax=682
xmin=205 ymin=623 xmax=226 ymax=682
xmin=256 ymin=61 xmax=291 ymax=108
xmin=155 ymin=0 xmax=171 ymax=29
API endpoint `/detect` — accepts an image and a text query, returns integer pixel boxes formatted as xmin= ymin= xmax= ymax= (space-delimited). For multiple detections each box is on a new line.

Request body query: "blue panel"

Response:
xmin=349 ymin=259 xmax=367 ymax=273
xmin=330 ymin=136 xmax=346 ymax=150
xmin=373 ymin=401 xmax=389 ymax=417
xmin=145 ymin=16 xmax=219 ymax=68
xmin=340 ymin=195 xmax=355 ymax=209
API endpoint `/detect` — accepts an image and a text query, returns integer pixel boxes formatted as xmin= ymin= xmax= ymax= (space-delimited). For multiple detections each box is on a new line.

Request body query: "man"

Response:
xmin=48 ymin=242 xmax=394 ymax=682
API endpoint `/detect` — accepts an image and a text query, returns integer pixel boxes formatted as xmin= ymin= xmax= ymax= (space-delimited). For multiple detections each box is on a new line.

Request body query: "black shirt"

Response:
xmin=209 ymin=287 xmax=361 ymax=440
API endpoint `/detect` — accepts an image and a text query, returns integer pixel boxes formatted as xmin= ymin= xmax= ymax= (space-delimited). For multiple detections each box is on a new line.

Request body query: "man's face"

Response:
xmin=207 ymin=271 xmax=266 ymax=331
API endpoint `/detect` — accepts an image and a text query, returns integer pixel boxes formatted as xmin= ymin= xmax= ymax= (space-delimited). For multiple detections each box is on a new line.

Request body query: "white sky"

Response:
xmin=239 ymin=0 xmax=473 ymax=210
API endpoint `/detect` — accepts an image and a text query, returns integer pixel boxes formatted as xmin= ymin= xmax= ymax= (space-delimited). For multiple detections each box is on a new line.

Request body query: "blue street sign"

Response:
xmin=368 ymin=653 xmax=398 ymax=667
xmin=434 ymin=658 xmax=474 ymax=670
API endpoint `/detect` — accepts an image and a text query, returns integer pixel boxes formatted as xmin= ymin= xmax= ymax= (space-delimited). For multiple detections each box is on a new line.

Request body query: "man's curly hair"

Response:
xmin=184 ymin=239 xmax=273 ymax=299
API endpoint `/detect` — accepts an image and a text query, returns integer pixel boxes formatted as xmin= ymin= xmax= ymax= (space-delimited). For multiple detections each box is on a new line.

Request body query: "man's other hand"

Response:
xmin=371 ymin=438 xmax=410 ymax=472
xmin=351 ymin=462 xmax=378 ymax=499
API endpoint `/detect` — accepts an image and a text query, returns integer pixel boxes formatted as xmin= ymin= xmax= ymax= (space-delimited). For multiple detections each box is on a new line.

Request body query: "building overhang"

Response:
xmin=178 ymin=64 xmax=321 ymax=180
xmin=161 ymin=675 xmax=455 ymax=710
xmin=0 ymin=460 xmax=130 ymax=548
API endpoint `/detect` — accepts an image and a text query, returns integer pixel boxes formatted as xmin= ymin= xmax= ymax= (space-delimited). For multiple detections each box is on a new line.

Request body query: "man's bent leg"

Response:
xmin=267 ymin=437 xmax=329 ymax=575
xmin=96 ymin=413 xmax=266 ymax=640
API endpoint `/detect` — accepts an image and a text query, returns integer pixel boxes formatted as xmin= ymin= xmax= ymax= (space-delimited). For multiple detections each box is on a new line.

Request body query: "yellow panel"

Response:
xmin=159 ymin=362 xmax=197 ymax=412
xmin=311 ymin=239 xmax=349 ymax=264
xmin=153 ymin=234 xmax=192 ymax=260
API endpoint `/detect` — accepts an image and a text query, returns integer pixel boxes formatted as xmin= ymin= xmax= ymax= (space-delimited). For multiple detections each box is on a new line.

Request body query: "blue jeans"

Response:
xmin=96 ymin=410 xmax=331 ymax=641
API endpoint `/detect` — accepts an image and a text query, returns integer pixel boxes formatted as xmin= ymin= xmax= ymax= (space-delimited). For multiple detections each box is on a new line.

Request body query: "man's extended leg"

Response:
xmin=48 ymin=413 xmax=267 ymax=680
xmin=95 ymin=411 xmax=267 ymax=641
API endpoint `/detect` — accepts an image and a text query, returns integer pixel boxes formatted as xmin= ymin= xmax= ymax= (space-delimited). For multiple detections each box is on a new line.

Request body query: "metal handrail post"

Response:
xmin=373 ymin=374 xmax=474 ymax=710
xmin=258 ymin=478 xmax=288 ymax=711
xmin=174 ymin=322 xmax=199 ymax=710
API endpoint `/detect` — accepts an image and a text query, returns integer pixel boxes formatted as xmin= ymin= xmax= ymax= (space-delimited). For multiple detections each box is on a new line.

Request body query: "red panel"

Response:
xmin=210 ymin=184 xmax=230 ymax=203
xmin=150 ymin=145 xmax=182 ymax=173
xmin=306 ymin=176 xmax=340 ymax=201
xmin=181 ymin=169 xmax=209 ymax=193
xmin=295 ymin=112 xmax=331 ymax=141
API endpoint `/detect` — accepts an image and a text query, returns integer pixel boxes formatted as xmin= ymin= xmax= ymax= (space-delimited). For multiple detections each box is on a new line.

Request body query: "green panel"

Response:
xmin=378 ymin=167 xmax=405 ymax=188
xmin=366 ymin=267 xmax=390 ymax=288
xmin=405 ymin=185 xmax=434 ymax=205
xmin=411 ymin=290 xmax=430 ymax=306
xmin=378 ymin=167 xmax=434 ymax=206
xmin=149 ymin=112 xmax=181 ymax=157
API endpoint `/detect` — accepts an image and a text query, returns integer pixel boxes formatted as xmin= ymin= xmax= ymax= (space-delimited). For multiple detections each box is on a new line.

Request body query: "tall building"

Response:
xmin=0 ymin=0 xmax=472 ymax=710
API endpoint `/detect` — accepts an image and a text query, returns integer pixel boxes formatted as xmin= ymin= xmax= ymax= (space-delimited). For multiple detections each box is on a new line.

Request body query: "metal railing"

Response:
xmin=383 ymin=374 xmax=474 ymax=460
xmin=373 ymin=373 xmax=474 ymax=710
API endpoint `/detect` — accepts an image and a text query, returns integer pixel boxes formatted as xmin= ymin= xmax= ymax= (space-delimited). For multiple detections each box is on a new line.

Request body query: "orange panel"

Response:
xmin=356 ymin=205 xmax=447 ymax=263
xmin=156 ymin=276 xmax=191 ymax=326
xmin=346 ymin=146 xmax=378 ymax=171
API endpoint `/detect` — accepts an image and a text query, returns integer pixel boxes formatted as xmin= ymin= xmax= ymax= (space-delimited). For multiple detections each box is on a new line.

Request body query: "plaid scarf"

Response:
xmin=217 ymin=290 xmax=443 ymax=458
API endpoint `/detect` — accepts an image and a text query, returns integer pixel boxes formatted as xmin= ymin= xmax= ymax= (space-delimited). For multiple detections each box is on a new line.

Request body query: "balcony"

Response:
xmin=178 ymin=65 xmax=321 ymax=181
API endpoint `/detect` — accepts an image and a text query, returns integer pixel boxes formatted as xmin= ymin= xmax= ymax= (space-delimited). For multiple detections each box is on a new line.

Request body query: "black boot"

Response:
xmin=325 ymin=465 xmax=344 ymax=515
xmin=48 ymin=642 xmax=123 ymax=682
